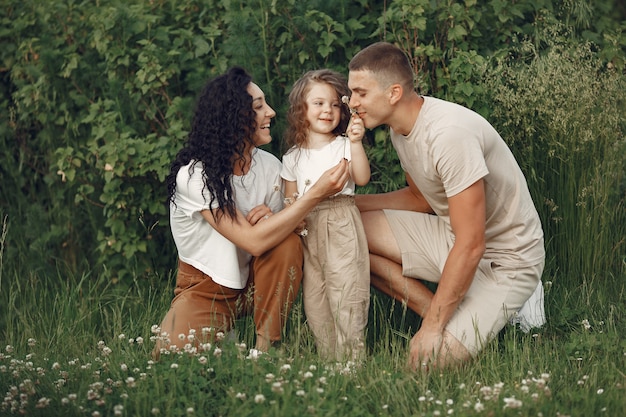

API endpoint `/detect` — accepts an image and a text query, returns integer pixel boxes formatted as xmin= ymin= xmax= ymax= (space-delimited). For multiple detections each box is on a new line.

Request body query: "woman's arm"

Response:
xmin=202 ymin=159 xmax=350 ymax=256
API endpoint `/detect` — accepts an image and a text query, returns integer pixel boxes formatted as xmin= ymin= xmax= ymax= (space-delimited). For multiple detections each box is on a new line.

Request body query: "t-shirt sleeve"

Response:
xmin=175 ymin=164 xmax=218 ymax=220
xmin=280 ymin=150 xmax=297 ymax=182
xmin=432 ymin=126 xmax=489 ymax=198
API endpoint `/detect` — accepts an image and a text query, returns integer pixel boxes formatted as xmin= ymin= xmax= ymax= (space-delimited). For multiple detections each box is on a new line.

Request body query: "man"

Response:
xmin=348 ymin=42 xmax=545 ymax=370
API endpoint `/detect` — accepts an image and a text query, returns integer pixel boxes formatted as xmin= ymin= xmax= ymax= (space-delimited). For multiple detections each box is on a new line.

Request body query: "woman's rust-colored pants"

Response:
xmin=154 ymin=233 xmax=303 ymax=354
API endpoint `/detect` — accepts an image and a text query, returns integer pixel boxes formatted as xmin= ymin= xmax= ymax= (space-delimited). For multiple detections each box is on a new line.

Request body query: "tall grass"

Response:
xmin=1 ymin=40 xmax=625 ymax=416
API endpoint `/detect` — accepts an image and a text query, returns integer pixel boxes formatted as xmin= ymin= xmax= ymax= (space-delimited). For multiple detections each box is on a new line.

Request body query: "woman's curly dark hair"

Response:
xmin=284 ymin=69 xmax=350 ymax=151
xmin=166 ymin=67 xmax=257 ymax=221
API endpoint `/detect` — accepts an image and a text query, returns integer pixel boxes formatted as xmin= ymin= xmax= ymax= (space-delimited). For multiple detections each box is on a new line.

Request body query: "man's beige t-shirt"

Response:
xmin=390 ymin=96 xmax=544 ymax=268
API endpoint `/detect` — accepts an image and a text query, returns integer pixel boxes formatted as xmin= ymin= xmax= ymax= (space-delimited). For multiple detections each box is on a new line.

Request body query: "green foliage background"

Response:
xmin=1 ymin=0 xmax=624 ymax=292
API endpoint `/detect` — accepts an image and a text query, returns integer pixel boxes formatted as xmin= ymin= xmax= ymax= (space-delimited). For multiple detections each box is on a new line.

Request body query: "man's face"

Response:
xmin=347 ymin=70 xmax=391 ymax=129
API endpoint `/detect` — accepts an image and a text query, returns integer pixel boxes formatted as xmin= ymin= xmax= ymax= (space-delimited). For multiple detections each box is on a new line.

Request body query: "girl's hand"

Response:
xmin=347 ymin=115 xmax=365 ymax=143
xmin=246 ymin=204 xmax=273 ymax=225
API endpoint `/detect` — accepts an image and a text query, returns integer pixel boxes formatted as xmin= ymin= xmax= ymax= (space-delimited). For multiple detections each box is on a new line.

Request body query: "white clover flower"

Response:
xmin=271 ymin=382 xmax=284 ymax=394
xmin=265 ymin=373 xmax=275 ymax=382
xmin=28 ymin=338 xmax=37 ymax=347
xmin=151 ymin=408 xmax=160 ymax=415
xmin=151 ymin=325 xmax=161 ymax=334
xmin=120 ymin=364 xmax=128 ymax=372
xmin=216 ymin=331 xmax=225 ymax=341
xmin=213 ymin=347 xmax=222 ymax=357
xmin=170 ymin=363 xmax=179 ymax=369
xmin=503 ymin=397 xmax=522 ymax=409
xmin=582 ymin=319 xmax=591 ymax=330
xmin=254 ymin=394 xmax=265 ymax=404
xmin=235 ymin=392 xmax=246 ymax=400
xmin=186 ymin=407 xmax=194 ymax=414
xmin=296 ymin=390 xmax=305 ymax=397
xmin=135 ymin=337 xmax=144 ymax=345
xmin=597 ymin=388 xmax=604 ymax=394
xmin=247 ymin=349 xmax=262 ymax=360
xmin=303 ymin=371 xmax=314 ymax=379
xmin=280 ymin=364 xmax=291 ymax=373
xmin=198 ymin=356 xmax=208 ymax=365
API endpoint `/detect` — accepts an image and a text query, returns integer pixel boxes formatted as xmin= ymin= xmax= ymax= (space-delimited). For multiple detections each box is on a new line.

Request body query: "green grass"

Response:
xmin=0 ymin=261 xmax=624 ymax=417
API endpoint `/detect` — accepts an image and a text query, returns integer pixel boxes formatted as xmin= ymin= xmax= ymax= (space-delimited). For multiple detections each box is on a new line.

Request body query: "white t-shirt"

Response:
xmin=169 ymin=148 xmax=284 ymax=289
xmin=390 ymin=96 xmax=544 ymax=267
xmin=281 ymin=136 xmax=355 ymax=197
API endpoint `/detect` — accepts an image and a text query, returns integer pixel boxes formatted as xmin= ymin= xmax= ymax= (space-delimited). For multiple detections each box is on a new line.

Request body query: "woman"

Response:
xmin=153 ymin=67 xmax=349 ymax=357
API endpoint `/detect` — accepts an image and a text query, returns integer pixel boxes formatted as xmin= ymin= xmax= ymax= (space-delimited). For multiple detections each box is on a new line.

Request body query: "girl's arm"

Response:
xmin=346 ymin=115 xmax=370 ymax=186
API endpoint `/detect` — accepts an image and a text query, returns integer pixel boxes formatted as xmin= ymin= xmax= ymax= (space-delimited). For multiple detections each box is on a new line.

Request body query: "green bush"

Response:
xmin=0 ymin=0 xmax=624 ymax=283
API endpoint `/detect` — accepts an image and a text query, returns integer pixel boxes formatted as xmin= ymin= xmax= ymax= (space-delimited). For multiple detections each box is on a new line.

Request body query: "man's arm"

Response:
xmin=409 ymin=179 xmax=486 ymax=366
xmin=355 ymin=172 xmax=434 ymax=213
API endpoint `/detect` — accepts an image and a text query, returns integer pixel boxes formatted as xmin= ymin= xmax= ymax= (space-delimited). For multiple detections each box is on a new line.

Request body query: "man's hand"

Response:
xmin=408 ymin=327 xmax=444 ymax=372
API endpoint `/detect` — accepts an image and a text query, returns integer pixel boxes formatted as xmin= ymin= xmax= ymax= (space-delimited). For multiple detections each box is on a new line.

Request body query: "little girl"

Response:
xmin=281 ymin=69 xmax=370 ymax=361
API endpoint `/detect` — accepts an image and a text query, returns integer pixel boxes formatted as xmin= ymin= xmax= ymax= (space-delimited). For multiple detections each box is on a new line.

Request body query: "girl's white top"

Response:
xmin=281 ymin=136 xmax=355 ymax=197
xmin=169 ymin=149 xmax=284 ymax=289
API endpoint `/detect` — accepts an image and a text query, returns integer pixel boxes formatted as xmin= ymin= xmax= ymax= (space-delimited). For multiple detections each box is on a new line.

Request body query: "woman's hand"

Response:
xmin=246 ymin=204 xmax=273 ymax=226
xmin=306 ymin=159 xmax=350 ymax=200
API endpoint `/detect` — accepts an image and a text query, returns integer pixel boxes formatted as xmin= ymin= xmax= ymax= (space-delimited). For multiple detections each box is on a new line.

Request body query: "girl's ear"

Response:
xmin=389 ymin=84 xmax=403 ymax=105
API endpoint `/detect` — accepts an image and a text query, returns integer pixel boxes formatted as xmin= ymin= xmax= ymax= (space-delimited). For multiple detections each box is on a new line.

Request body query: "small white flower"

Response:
xmin=247 ymin=349 xmax=262 ymax=360
xmin=254 ymin=394 xmax=265 ymax=404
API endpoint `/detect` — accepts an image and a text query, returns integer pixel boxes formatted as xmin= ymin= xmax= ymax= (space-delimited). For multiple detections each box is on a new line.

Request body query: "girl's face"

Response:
xmin=247 ymin=82 xmax=276 ymax=147
xmin=304 ymin=82 xmax=342 ymax=136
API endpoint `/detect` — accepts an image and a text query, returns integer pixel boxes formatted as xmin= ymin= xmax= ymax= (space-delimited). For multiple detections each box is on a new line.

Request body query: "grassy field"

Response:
xmin=0 ymin=254 xmax=624 ymax=417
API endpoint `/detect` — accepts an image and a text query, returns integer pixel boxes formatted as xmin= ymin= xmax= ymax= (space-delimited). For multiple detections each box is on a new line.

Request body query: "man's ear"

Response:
xmin=389 ymin=84 xmax=403 ymax=105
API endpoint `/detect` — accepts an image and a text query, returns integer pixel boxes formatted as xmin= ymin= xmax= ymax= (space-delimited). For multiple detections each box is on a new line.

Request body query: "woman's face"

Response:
xmin=247 ymin=82 xmax=276 ymax=147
